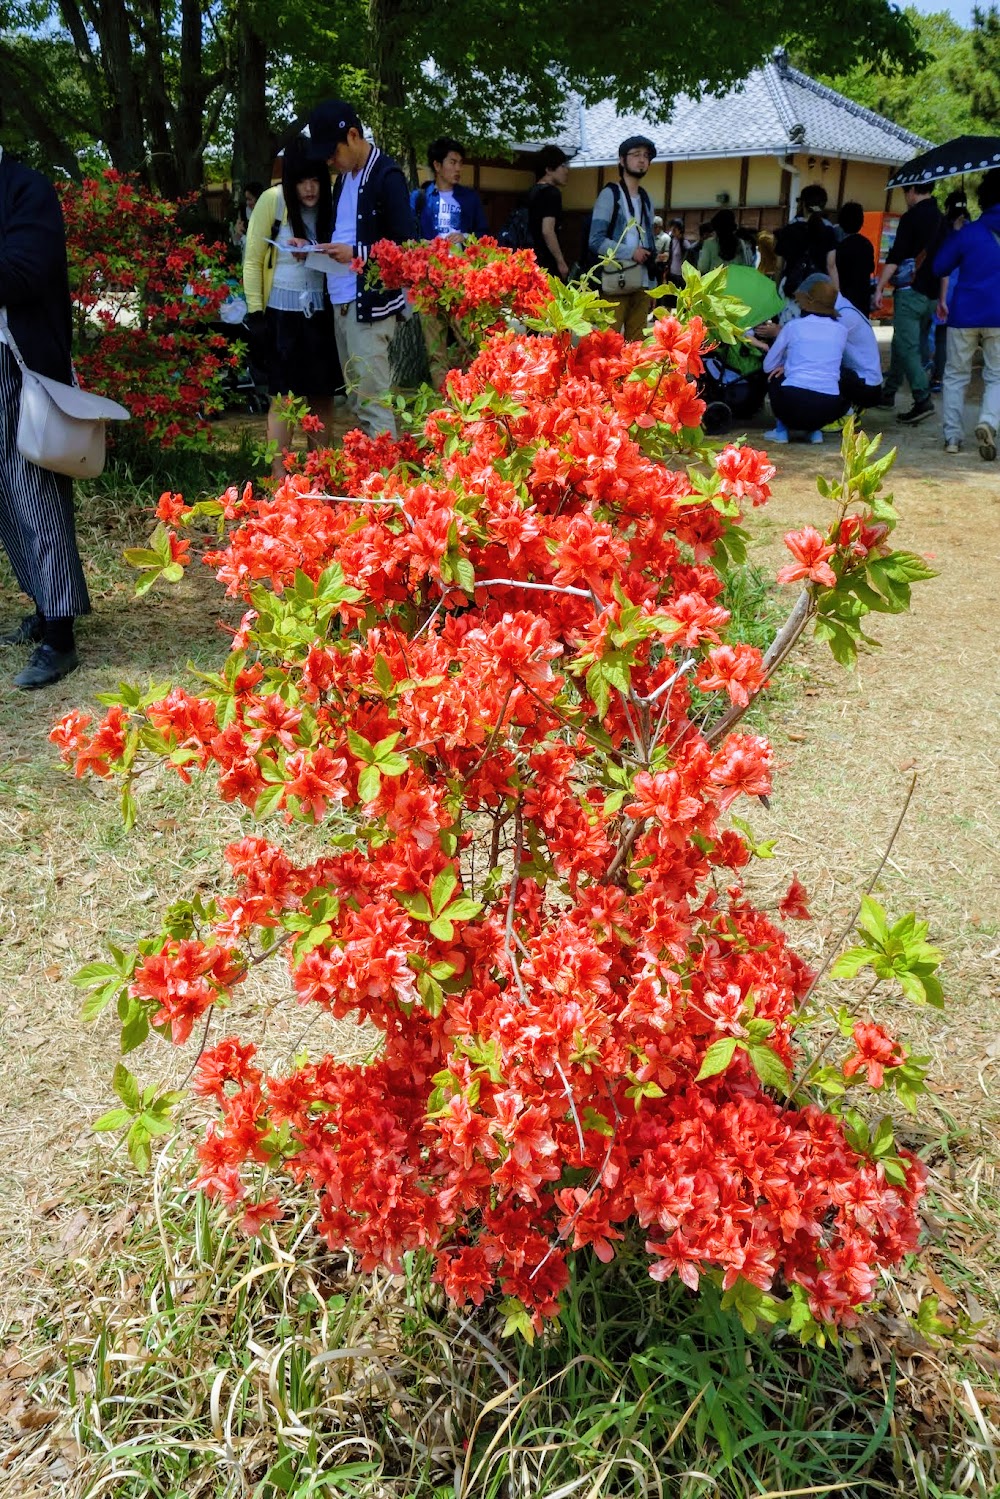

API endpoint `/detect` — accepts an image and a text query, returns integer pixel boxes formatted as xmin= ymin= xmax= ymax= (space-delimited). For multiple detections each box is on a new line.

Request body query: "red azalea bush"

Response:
xmin=57 ymin=264 xmax=940 ymax=1342
xmin=58 ymin=170 xmax=236 ymax=448
xmin=365 ymin=234 xmax=560 ymax=364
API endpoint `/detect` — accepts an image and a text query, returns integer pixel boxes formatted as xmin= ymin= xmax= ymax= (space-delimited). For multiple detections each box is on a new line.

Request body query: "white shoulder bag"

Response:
xmin=0 ymin=309 xmax=130 ymax=479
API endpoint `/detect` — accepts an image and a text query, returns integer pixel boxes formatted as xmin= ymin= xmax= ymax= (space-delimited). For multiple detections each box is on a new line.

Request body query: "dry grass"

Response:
xmin=1 ymin=404 xmax=999 ymax=1495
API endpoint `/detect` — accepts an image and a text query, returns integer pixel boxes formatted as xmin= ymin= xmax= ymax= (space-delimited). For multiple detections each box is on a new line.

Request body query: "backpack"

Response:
xmin=578 ymin=181 xmax=653 ymax=279
xmin=497 ymin=190 xmax=535 ymax=251
xmin=780 ymin=221 xmax=831 ymax=298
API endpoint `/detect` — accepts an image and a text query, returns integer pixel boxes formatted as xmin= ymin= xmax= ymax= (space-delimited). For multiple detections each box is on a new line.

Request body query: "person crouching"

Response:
xmin=763 ymin=277 xmax=847 ymax=444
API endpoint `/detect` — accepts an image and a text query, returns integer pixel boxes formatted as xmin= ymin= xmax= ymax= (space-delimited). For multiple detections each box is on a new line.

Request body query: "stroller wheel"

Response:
xmin=702 ymin=401 xmax=733 ymax=437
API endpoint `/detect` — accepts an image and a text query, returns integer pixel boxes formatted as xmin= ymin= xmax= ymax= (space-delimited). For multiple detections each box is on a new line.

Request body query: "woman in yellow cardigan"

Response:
xmin=243 ymin=142 xmax=340 ymax=476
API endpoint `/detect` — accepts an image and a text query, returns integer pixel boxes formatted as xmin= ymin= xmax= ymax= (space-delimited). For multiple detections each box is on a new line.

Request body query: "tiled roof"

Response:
xmin=514 ymin=52 xmax=931 ymax=168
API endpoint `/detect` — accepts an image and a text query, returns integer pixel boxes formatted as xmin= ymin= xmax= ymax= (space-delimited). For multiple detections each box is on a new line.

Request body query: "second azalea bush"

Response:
xmin=59 ymin=170 xmax=236 ymax=449
xmin=57 ymin=263 xmax=941 ymax=1341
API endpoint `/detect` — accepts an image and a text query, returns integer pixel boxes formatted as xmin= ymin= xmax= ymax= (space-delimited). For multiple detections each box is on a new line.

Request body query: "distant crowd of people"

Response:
xmin=2 ymin=105 xmax=996 ymax=689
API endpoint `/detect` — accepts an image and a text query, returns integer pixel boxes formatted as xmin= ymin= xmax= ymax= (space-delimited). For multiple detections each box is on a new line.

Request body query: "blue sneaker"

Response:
xmin=763 ymin=424 xmax=789 ymax=444
xmin=809 ymin=430 xmax=824 ymax=444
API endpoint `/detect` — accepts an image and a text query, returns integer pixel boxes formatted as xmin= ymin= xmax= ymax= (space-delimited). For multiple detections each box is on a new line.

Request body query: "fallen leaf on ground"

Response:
xmin=15 ymin=1406 xmax=59 ymax=1430
xmin=57 ymin=1208 xmax=91 ymax=1252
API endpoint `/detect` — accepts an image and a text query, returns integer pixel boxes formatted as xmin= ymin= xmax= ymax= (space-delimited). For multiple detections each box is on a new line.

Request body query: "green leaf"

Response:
xmin=346 ymin=729 xmax=375 ymax=764
xmin=878 ymin=550 xmax=937 ymax=583
xmin=93 ymin=1107 xmax=133 ymax=1132
xmin=748 ymin=1043 xmax=791 ymax=1094
xmin=397 ymin=891 xmax=433 ymax=921
xmin=581 ymin=1106 xmax=615 ymax=1136
xmin=80 ymin=984 xmax=122 ymax=1023
xmin=120 ymin=784 xmax=137 ymax=832
xmin=499 ymin=1296 xmax=536 ymax=1345
xmin=830 ymin=945 xmax=872 ymax=980
xmin=373 ymin=654 xmax=395 ymax=695
xmin=430 ymin=867 xmax=458 ymax=914
xmin=120 ymin=1005 xmax=150 ymax=1054
xmin=248 ymin=782 xmax=282 ymax=820
xmin=858 ymin=895 xmax=889 ymax=944
xmin=696 ymin=1037 xmax=739 ymax=1081
xmin=72 ymin=961 xmax=123 ymax=988
xmin=585 ymin=661 xmax=611 ymax=720
xmin=126 ymin=1124 xmax=152 ymax=1174
xmin=454 ymin=556 xmax=476 ymax=594
xmin=441 ymin=897 xmax=482 ymax=922
xmin=429 ymin=916 xmax=455 ymax=941
xmin=112 ymin=1063 xmax=140 ymax=1112
xmin=358 ymin=764 xmax=381 ymax=802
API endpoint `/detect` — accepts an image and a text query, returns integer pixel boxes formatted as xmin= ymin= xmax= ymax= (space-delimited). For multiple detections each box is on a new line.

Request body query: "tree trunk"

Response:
xmin=231 ymin=1 xmax=273 ymax=191
xmin=172 ymin=0 xmax=210 ymax=194
xmin=96 ymin=0 xmax=147 ymax=177
xmin=365 ymin=0 xmax=414 ymax=170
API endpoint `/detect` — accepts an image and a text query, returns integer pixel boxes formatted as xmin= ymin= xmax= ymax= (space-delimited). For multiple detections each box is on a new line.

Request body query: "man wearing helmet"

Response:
xmin=588 ymin=135 xmax=657 ymax=340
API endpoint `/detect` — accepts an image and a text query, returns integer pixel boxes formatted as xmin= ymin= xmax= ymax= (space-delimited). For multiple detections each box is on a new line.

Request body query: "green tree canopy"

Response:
xmin=3 ymin=0 xmax=928 ymax=192
xmin=813 ymin=5 xmax=1000 ymax=144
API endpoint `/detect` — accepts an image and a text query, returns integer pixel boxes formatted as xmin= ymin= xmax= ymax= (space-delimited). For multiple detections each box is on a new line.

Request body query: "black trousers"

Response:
xmin=840 ymin=369 xmax=884 ymax=411
xmin=769 ymin=378 xmax=846 ymax=432
xmin=0 ymin=347 xmax=90 ymax=620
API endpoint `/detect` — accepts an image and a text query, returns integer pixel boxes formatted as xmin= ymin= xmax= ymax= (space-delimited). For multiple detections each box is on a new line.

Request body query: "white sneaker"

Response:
xmin=975 ymin=421 xmax=997 ymax=461
xmin=944 ymin=439 xmax=961 ymax=455
xmin=763 ymin=426 xmax=789 ymax=443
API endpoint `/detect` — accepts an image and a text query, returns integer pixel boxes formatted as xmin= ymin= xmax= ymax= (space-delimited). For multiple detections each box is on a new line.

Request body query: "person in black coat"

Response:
xmin=306 ymin=100 xmax=416 ymax=439
xmin=0 ymin=147 xmax=90 ymax=688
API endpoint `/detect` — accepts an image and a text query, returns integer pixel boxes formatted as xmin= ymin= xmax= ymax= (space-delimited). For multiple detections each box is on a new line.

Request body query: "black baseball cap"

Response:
xmin=619 ymin=134 xmax=656 ymax=159
xmin=306 ymin=99 xmax=363 ymax=157
xmin=535 ymin=144 xmax=572 ymax=176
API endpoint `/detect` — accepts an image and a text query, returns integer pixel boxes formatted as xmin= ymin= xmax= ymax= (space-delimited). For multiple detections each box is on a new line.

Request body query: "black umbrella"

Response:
xmin=887 ymin=135 xmax=1000 ymax=189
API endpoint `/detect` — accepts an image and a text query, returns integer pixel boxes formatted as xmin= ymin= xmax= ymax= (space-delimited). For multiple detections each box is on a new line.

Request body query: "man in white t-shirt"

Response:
xmin=306 ymin=99 xmax=416 ymax=438
xmin=409 ymin=137 xmax=488 ymax=386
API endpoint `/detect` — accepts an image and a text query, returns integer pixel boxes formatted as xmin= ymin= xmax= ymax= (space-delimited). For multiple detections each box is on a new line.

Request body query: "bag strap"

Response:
xmin=614 ymin=180 xmax=653 ymax=244
xmin=0 ymin=305 xmax=81 ymax=388
xmin=0 ymin=307 xmax=30 ymax=375
xmin=265 ymin=187 xmax=284 ymax=271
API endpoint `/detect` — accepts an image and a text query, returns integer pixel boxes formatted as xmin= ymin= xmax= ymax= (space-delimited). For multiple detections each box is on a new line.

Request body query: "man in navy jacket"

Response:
xmin=411 ymin=138 xmax=488 ymax=241
xmin=410 ymin=137 xmax=488 ymax=386
xmin=0 ymin=148 xmax=90 ymax=688
xmin=307 ymin=99 xmax=416 ymax=438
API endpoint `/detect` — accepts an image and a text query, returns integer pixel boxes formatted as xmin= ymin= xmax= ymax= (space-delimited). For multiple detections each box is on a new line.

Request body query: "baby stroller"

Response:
xmin=699 ymin=343 xmax=768 ymax=435
xmin=210 ymin=293 xmax=269 ymax=415
xmin=698 ymin=263 xmax=782 ymax=435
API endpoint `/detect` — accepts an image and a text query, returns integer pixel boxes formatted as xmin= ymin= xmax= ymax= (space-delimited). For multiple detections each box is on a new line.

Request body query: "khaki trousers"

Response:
xmin=420 ymin=311 xmax=452 ymax=388
xmin=332 ymin=306 xmax=397 ymax=439
xmin=608 ymin=289 xmax=652 ymax=342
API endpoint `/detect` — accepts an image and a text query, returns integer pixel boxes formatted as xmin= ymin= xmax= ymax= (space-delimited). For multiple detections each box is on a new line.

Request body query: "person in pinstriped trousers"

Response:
xmin=0 ymin=146 xmax=90 ymax=689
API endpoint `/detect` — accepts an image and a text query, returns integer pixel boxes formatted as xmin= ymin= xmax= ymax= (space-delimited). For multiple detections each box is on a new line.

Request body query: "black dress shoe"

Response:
xmin=13 ymin=643 xmax=80 ymax=690
xmin=0 ymin=612 xmax=44 ymax=646
xmin=898 ymin=395 xmax=934 ymax=425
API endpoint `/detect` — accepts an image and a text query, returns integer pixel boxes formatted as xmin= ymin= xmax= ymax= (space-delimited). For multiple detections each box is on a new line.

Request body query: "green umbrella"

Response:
xmin=721 ymin=264 xmax=785 ymax=328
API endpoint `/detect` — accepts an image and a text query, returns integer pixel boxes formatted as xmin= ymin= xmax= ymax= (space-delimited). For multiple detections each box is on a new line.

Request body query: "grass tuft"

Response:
xmin=7 ymin=1145 xmax=997 ymax=1499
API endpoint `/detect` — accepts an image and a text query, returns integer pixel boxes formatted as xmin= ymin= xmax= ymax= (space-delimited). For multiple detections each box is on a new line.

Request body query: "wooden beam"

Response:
xmin=664 ymin=160 xmax=673 ymax=210
xmin=738 ymin=155 xmax=749 ymax=207
xmin=837 ymin=157 xmax=848 ymax=208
